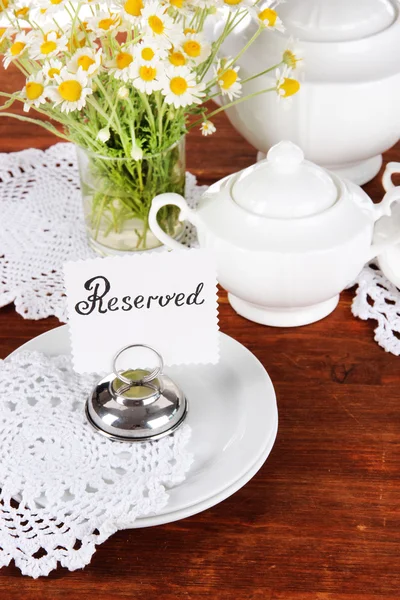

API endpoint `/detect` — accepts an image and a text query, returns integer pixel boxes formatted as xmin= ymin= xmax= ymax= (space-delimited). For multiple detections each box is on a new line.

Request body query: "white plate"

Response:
xmin=10 ymin=326 xmax=278 ymax=526
xmin=135 ymin=417 xmax=278 ymax=528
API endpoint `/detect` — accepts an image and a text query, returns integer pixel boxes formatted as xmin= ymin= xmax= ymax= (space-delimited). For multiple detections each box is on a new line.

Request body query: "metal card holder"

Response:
xmin=86 ymin=344 xmax=188 ymax=442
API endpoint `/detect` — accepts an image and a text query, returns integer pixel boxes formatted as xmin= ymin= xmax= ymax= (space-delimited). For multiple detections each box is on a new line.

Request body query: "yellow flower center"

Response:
xmin=170 ymin=76 xmax=188 ymax=96
xmin=15 ymin=6 xmax=29 ymax=17
xmin=183 ymin=40 xmax=201 ymax=58
xmin=141 ymin=47 xmax=154 ymax=61
xmin=43 ymin=29 xmax=61 ymax=42
xmin=279 ymin=78 xmax=300 ymax=97
xmin=148 ymin=15 xmax=164 ymax=35
xmin=41 ymin=40 xmax=57 ymax=55
xmin=50 ymin=0 xmax=63 ymax=4
xmin=283 ymin=49 xmax=300 ymax=69
xmin=170 ymin=0 xmax=183 ymax=7
xmin=169 ymin=50 xmax=186 ymax=66
xmin=0 ymin=0 xmax=9 ymax=11
xmin=0 ymin=28 xmax=6 ymax=37
xmin=219 ymin=69 xmax=237 ymax=90
xmin=124 ymin=0 xmax=143 ymax=16
xmin=58 ymin=80 xmax=82 ymax=102
xmin=48 ymin=67 xmax=60 ymax=78
xmin=259 ymin=8 xmax=278 ymax=26
xmin=77 ymin=55 xmax=96 ymax=71
xmin=10 ymin=41 xmax=26 ymax=56
xmin=116 ymin=51 xmax=133 ymax=69
xmin=224 ymin=0 xmax=242 ymax=5
xmin=98 ymin=17 xmax=115 ymax=30
xmin=184 ymin=28 xmax=196 ymax=35
xmin=26 ymin=82 xmax=44 ymax=100
xmin=139 ymin=65 xmax=156 ymax=81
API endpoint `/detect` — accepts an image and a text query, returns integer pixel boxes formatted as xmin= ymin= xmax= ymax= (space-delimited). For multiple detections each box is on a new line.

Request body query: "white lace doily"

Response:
xmin=0 ymin=143 xmax=400 ymax=355
xmin=0 ymin=351 xmax=192 ymax=578
xmin=352 ymin=261 xmax=400 ymax=356
xmin=0 ymin=142 xmax=204 ymax=323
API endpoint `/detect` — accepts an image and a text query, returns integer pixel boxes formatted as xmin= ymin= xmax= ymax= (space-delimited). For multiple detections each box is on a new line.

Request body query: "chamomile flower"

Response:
xmin=0 ymin=27 xmax=14 ymax=52
xmin=13 ymin=0 xmax=33 ymax=20
xmin=134 ymin=38 xmax=167 ymax=64
xmin=131 ymin=140 xmax=143 ymax=160
xmin=67 ymin=47 xmax=102 ymax=77
xmin=0 ymin=27 xmax=10 ymax=42
xmin=117 ymin=85 xmax=130 ymax=99
xmin=222 ymin=0 xmax=254 ymax=11
xmin=216 ymin=59 xmax=242 ymax=101
xmin=47 ymin=67 xmax=93 ymax=113
xmin=182 ymin=33 xmax=211 ymax=65
xmin=97 ymin=127 xmax=110 ymax=143
xmin=275 ymin=66 xmax=300 ymax=103
xmin=282 ymin=37 xmax=303 ymax=71
xmin=66 ymin=20 xmax=97 ymax=52
xmin=22 ymin=72 xmax=47 ymax=112
xmin=160 ymin=65 xmax=205 ymax=108
xmin=115 ymin=0 xmax=144 ymax=23
xmin=108 ymin=45 xmax=135 ymax=81
xmin=141 ymin=1 xmax=182 ymax=47
xmin=255 ymin=2 xmax=285 ymax=32
xmin=130 ymin=60 xmax=164 ymax=94
xmin=201 ymin=120 xmax=216 ymax=136
xmin=36 ymin=0 xmax=69 ymax=16
xmin=42 ymin=58 xmax=63 ymax=83
xmin=30 ymin=30 xmax=68 ymax=60
xmin=87 ymin=11 xmax=122 ymax=37
xmin=3 ymin=31 xmax=31 ymax=69
xmin=168 ymin=48 xmax=187 ymax=67
xmin=162 ymin=0 xmax=192 ymax=16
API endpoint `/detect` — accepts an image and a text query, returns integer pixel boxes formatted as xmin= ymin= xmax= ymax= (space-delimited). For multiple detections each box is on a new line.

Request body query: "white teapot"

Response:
xmin=149 ymin=142 xmax=400 ymax=327
xmin=217 ymin=0 xmax=400 ymax=185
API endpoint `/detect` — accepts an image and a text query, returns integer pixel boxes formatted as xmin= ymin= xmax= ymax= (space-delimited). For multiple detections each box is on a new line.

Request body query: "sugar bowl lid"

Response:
xmin=86 ymin=344 xmax=188 ymax=442
xmin=277 ymin=0 xmax=397 ymax=42
xmin=231 ymin=141 xmax=338 ymax=219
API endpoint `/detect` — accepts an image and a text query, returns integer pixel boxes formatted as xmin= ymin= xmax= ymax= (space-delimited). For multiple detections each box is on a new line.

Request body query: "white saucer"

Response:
xmin=135 ymin=418 xmax=277 ymax=528
xmin=10 ymin=326 xmax=278 ymax=526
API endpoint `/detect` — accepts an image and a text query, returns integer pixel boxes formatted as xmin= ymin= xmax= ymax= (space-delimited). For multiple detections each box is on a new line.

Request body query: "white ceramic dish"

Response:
xmin=136 ymin=418 xmax=277 ymax=528
xmin=218 ymin=0 xmax=400 ymax=185
xmin=9 ymin=326 xmax=278 ymax=526
xmin=150 ymin=142 xmax=400 ymax=328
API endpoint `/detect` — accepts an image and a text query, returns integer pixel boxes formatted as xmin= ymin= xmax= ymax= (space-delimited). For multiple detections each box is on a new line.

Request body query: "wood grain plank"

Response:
xmin=0 ymin=63 xmax=399 ymax=599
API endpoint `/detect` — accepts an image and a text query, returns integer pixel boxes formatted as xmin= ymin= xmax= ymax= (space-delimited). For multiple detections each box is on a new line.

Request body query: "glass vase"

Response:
xmin=76 ymin=137 xmax=186 ymax=254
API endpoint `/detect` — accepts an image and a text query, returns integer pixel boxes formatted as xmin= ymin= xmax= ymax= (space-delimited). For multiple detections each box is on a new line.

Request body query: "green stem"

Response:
xmin=241 ymin=62 xmax=283 ymax=85
xmin=0 ymin=112 xmax=70 ymax=140
xmin=189 ymin=86 xmax=276 ymax=128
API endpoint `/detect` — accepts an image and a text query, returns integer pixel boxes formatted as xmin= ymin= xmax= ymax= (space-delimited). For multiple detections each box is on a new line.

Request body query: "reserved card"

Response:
xmin=64 ymin=249 xmax=219 ymax=373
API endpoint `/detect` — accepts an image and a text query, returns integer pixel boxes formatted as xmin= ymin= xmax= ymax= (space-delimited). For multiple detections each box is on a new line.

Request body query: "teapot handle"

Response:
xmin=149 ymin=193 xmax=200 ymax=250
xmin=368 ymin=162 xmax=400 ymax=261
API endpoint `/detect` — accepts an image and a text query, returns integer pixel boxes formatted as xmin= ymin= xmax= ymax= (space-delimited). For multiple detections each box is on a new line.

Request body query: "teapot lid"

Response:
xmin=277 ymin=0 xmax=397 ymax=42
xmin=231 ymin=141 xmax=338 ymax=219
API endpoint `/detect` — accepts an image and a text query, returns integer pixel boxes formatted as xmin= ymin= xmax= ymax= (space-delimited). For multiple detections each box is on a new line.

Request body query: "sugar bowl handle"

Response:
xmin=368 ymin=162 xmax=400 ymax=260
xmin=149 ymin=193 xmax=200 ymax=250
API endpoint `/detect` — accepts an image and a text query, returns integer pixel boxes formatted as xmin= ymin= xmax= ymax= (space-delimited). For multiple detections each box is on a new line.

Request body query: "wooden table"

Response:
xmin=1 ymin=67 xmax=399 ymax=599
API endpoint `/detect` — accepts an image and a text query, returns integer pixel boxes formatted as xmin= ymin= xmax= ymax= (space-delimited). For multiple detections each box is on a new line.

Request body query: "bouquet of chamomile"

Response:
xmin=0 ymin=0 xmax=301 ymax=252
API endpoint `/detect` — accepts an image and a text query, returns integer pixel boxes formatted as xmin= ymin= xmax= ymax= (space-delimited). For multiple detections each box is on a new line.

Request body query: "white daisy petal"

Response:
xmin=160 ymin=65 xmax=205 ymax=108
xmin=47 ymin=67 xmax=93 ymax=113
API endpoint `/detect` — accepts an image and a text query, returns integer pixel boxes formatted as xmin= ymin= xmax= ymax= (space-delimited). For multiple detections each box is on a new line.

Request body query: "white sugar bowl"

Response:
xmin=218 ymin=0 xmax=400 ymax=185
xmin=149 ymin=141 xmax=400 ymax=327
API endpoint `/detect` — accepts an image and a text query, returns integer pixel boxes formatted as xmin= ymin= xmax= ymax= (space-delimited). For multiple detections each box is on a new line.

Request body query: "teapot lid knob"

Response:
xmin=231 ymin=140 xmax=339 ymax=219
xmin=267 ymin=141 xmax=304 ymax=172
